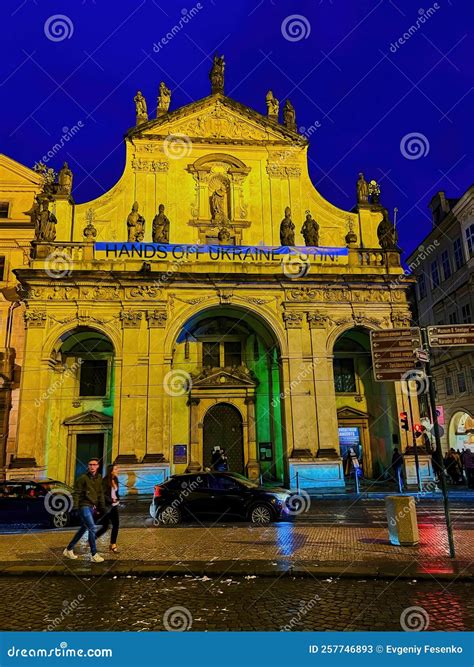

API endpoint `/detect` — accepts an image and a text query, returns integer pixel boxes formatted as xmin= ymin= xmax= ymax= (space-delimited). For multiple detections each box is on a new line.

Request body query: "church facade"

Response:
xmin=0 ymin=61 xmax=417 ymax=494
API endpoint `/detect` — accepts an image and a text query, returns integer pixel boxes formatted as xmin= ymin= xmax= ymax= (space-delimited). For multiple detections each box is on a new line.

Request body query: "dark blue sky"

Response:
xmin=1 ymin=0 xmax=472 ymax=257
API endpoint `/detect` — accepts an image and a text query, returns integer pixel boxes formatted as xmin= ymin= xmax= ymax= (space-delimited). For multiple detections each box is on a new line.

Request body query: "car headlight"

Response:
xmin=273 ymin=492 xmax=290 ymax=503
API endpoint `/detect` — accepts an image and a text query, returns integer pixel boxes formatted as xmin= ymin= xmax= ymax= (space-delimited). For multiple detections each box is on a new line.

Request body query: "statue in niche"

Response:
xmin=210 ymin=186 xmax=227 ymax=222
xmin=377 ymin=208 xmax=398 ymax=251
xmin=57 ymin=162 xmax=73 ymax=195
xmin=157 ymin=82 xmax=171 ymax=116
xmin=37 ymin=199 xmax=57 ymax=242
xmin=127 ymin=201 xmax=145 ymax=242
xmin=209 ymin=54 xmax=225 ymax=94
xmin=152 ymin=204 xmax=170 ymax=243
xmin=356 ymin=172 xmax=369 ymax=204
xmin=301 ymin=211 xmax=319 ymax=246
xmin=266 ymin=90 xmax=279 ymax=118
xmin=134 ymin=91 xmax=148 ymax=124
xmin=280 ymin=206 xmax=295 ymax=246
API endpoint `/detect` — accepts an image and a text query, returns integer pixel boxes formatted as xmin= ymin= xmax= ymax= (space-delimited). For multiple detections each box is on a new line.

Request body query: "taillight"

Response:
xmin=154 ymin=485 xmax=162 ymax=498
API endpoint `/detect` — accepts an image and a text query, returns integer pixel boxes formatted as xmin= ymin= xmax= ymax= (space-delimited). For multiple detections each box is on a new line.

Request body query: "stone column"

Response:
xmin=187 ymin=397 xmax=201 ymax=472
xmin=245 ymin=395 xmax=259 ymax=480
xmin=307 ymin=314 xmax=339 ymax=455
xmin=145 ymin=310 xmax=168 ymax=463
xmin=283 ymin=312 xmax=317 ymax=456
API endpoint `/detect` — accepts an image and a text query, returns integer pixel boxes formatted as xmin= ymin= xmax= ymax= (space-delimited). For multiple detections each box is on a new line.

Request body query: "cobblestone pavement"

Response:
xmin=0 ymin=576 xmax=472 ymax=631
xmin=0 ymin=523 xmax=471 ymax=566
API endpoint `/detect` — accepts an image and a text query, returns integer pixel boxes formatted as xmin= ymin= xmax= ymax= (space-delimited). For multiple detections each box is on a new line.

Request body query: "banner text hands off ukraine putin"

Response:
xmin=95 ymin=242 xmax=349 ymax=264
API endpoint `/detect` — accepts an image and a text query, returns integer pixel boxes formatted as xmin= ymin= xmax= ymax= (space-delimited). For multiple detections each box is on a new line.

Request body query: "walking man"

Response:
xmin=63 ymin=458 xmax=106 ymax=563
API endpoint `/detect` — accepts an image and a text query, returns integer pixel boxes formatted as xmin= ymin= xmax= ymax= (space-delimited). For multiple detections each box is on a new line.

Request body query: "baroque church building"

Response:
xmin=0 ymin=59 xmax=417 ymax=494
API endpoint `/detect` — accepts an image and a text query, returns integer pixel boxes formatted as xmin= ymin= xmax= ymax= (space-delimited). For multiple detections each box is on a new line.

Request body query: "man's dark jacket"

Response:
xmin=72 ymin=471 xmax=105 ymax=510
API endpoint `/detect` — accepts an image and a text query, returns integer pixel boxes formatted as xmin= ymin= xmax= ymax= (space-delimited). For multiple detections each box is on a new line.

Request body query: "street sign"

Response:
xmin=370 ymin=328 xmax=422 ymax=382
xmin=436 ymin=405 xmax=445 ymax=426
xmin=427 ymin=324 xmax=474 ymax=348
xmin=415 ymin=348 xmax=430 ymax=362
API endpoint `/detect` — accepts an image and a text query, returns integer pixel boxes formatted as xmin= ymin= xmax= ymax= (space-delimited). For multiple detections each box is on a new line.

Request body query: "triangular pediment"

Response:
xmin=0 ymin=153 xmax=42 ymax=186
xmin=127 ymin=94 xmax=305 ymax=145
xmin=337 ymin=406 xmax=368 ymax=420
xmin=63 ymin=410 xmax=112 ymax=426
xmin=191 ymin=366 xmax=257 ymax=388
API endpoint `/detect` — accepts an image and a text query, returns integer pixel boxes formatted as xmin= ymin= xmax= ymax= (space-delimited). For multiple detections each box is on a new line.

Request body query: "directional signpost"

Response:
xmin=427 ymin=324 xmax=474 ymax=348
xmin=370 ymin=328 xmax=422 ymax=382
xmin=368 ymin=324 xmax=474 ymax=559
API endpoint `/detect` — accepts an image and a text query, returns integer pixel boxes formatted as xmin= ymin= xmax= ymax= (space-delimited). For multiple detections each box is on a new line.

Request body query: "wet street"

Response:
xmin=0 ymin=575 xmax=472 ymax=632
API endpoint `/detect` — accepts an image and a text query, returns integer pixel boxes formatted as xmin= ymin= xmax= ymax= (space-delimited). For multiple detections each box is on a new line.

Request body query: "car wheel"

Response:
xmin=51 ymin=511 xmax=70 ymax=528
xmin=249 ymin=504 xmax=273 ymax=525
xmin=156 ymin=505 xmax=182 ymax=526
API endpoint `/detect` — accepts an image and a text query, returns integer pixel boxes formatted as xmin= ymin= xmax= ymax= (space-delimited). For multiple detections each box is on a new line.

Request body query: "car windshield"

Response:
xmin=227 ymin=473 xmax=259 ymax=488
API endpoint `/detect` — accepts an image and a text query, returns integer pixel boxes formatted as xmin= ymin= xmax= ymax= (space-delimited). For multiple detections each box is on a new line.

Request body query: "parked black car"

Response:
xmin=0 ymin=479 xmax=76 ymax=528
xmin=149 ymin=472 xmax=291 ymax=526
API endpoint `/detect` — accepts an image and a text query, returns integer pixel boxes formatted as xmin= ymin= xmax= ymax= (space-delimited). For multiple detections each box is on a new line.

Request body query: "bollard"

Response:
xmin=385 ymin=495 xmax=419 ymax=546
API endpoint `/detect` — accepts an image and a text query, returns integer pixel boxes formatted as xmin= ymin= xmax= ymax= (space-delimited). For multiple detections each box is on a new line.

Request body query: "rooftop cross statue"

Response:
xmin=266 ymin=90 xmax=279 ymax=119
xmin=157 ymin=82 xmax=171 ymax=117
xmin=134 ymin=91 xmax=148 ymax=125
xmin=283 ymin=100 xmax=296 ymax=132
xmin=210 ymin=54 xmax=225 ymax=94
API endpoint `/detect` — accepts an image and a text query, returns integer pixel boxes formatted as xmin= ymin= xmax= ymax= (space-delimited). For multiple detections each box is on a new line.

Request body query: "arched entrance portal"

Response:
xmin=449 ymin=411 xmax=474 ymax=450
xmin=332 ymin=327 xmax=398 ymax=478
xmin=203 ymin=403 xmax=244 ymax=473
xmin=170 ymin=305 xmax=285 ymax=483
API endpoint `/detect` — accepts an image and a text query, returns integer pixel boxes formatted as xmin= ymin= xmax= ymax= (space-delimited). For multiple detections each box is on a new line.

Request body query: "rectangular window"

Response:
xmin=79 ymin=360 xmax=108 ymax=397
xmin=457 ymin=372 xmax=467 ymax=394
xmin=430 ymin=261 xmax=440 ymax=289
xmin=448 ymin=311 xmax=457 ymax=325
xmin=418 ymin=274 xmax=427 ymax=300
xmin=0 ymin=202 xmax=10 ymax=218
xmin=202 ymin=342 xmax=220 ymax=368
xmin=466 ymin=224 xmax=474 ymax=258
xmin=441 ymin=250 xmax=451 ymax=280
xmin=224 ymin=341 xmax=242 ymax=367
xmin=445 ymin=376 xmax=453 ymax=396
xmin=333 ymin=358 xmax=356 ymax=393
xmin=453 ymin=237 xmax=464 ymax=270
xmin=461 ymin=304 xmax=472 ymax=324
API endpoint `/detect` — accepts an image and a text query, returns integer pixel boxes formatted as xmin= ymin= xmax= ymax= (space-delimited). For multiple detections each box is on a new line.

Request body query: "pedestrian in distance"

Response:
xmin=391 ymin=447 xmax=404 ymax=491
xmin=96 ymin=464 xmax=121 ymax=553
xmin=63 ymin=458 xmax=106 ymax=563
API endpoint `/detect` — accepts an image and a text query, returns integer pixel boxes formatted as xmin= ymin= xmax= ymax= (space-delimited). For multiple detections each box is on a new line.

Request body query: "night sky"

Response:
xmin=1 ymin=0 xmax=472 ymax=259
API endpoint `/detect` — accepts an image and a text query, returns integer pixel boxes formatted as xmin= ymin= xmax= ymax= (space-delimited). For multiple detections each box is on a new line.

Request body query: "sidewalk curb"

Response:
xmin=0 ymin=560 xmax=472 ymax=580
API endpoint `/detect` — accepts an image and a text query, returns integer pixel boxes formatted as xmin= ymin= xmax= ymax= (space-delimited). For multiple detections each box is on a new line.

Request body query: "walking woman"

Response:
xmin=96 ymin=464 xmax=120 ymax=553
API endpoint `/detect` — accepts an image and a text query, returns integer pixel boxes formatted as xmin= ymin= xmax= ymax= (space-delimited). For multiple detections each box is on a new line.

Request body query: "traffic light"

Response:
xmin=413 ymin=423 xmax=424 ymax=439
xmin=400 ymin=411 xmax=409 ymax=431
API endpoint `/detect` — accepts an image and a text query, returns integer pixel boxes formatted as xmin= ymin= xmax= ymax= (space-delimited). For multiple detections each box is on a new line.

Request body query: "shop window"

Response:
xmin=79 ymin=359 xmax=108 ymax=397
xmin=334 ymin=358 xmax=356 ymax=393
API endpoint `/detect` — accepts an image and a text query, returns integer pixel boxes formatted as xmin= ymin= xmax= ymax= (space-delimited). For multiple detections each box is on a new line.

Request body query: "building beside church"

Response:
xmin=0 ymin=60 xmax=417 ymax=494
xmin=408 ymin=187 xmax=474 ymax=453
